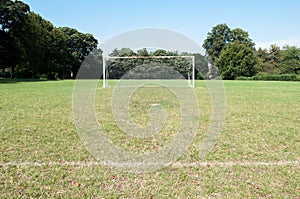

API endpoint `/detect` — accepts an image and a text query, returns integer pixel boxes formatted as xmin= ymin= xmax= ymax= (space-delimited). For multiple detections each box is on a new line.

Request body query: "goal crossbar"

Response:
xmin=105 ymin=56 xmax=195 ymax=59
xmin=103 ymin=56 xmax=195 ymax=88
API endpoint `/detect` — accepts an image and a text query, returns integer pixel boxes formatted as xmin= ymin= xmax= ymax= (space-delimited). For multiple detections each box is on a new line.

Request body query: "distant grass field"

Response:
xmin=0 ymin=79 xmax=299 ymax=198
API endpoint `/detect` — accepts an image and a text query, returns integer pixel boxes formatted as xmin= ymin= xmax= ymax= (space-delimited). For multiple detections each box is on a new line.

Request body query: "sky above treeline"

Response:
xmin=23 ymin=0 xmax=300 ymax=51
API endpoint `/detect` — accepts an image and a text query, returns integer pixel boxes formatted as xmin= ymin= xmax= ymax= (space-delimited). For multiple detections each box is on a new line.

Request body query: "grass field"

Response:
xmin=0 ymin=79 xmax=299 ymax=198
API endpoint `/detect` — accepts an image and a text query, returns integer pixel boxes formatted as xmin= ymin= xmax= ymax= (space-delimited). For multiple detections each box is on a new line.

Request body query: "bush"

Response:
xmin=236 ymin=74 xmax=299 ymax=81
xmin=252 ymin=74 xmax=297 ymax=81
xmin=235 ymin=76 xmax=253 ymax=80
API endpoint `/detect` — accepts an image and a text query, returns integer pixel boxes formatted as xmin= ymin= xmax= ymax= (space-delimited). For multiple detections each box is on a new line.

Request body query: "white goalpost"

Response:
xmin=102 ymin=56 xmax=195 ymax=88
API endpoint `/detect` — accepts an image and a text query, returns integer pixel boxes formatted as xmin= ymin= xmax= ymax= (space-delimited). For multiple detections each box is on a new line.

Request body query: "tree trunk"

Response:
xmin=10 ymin=66 xmax=15 ymax=79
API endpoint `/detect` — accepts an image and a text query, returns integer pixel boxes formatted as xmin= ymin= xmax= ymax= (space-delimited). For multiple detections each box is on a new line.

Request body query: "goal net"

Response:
xmin=102 ymin=56 xmax=195 ymax=88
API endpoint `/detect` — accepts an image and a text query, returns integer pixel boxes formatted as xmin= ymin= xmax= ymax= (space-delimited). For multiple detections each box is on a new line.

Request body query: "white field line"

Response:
xmin=1 ymin=160 xmax=299 ymax=168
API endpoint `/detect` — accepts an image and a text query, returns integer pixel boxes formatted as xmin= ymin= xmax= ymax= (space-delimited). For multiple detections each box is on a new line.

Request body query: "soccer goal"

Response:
xmin=102 ymin=56 xmax=195 ymax=88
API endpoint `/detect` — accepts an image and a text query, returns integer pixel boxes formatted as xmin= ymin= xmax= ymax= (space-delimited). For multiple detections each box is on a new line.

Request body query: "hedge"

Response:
xmin=236 ymin=74 xmax=300 ymax=81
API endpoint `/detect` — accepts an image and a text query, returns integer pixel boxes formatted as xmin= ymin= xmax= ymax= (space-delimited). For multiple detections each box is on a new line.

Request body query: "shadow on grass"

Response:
xmin=0 ymin=78 xmax=58 ymax=84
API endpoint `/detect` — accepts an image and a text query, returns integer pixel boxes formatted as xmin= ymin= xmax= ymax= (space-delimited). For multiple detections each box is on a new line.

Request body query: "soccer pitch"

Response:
xmin=1 ymin=80 xmax=299 ymax=198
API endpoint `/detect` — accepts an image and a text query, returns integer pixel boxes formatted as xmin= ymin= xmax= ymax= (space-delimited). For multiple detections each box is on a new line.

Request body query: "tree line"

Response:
xmin=0 ymin=0 xmax=98 ymax=79
xmin=1 ymin=1 xmax=299 ymax=80
xmin=203 ymin=24 xmax=300 ymax=80
xmin=105 ymin=48 xmax=207 ymax=79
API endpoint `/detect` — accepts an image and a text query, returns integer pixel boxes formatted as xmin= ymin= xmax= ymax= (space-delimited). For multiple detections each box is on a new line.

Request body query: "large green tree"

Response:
xmin=203 ymin=24 xmax=255 ymax=61
xmin=203 ymin=24 xmax=256 ymax=79
xmin=256 ymin=47 xmax=271 ymax=73
xmin=0 ymin=0 xmax=29 ymax=78
xmin=20 ymin=12 xmax=72 ymax=79
xmin=1 ymin=0 xmax=99 ymax=79
xmin=78 ymin=48 xmax=103 ymax=79
xmin=202 ymin=23 xmax=232 ymax=61
xmin=22 ymin=12 xmax=54 ymax=77
xmin=47 ymin=27 xmax=70 ymax=79
xmin=108 ymin=48 xmax=137 ymax=78
xmin=215 ymin=42 xmax=258 ymax=79
xmin=231 ymin=28 xmax=255 ymax=48
xmin=269 ymin=44 xmax=281 ymax=70
xmin=279 ymin=45 xmax=300 ymax=74
xmin=58 ymin=27 xmax=98 ymax=78
xmin=256 ymin=44 xmax=282 ymax=74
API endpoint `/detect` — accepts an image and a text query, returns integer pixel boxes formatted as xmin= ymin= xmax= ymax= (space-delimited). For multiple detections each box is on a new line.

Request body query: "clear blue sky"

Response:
xmin=22 ymin=0 xmax=300 ymax=50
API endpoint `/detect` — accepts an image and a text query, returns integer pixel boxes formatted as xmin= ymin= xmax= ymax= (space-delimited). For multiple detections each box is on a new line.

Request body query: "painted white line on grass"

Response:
xmin=1 ymin=160 xmax=299 ymax=168
xmin=172 ymin=160 xmax=300 ymax=167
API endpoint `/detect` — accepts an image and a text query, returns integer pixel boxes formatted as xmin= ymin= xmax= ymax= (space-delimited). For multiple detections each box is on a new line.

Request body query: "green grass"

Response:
xmin=1 ymin=79 xmax=299 ymax=198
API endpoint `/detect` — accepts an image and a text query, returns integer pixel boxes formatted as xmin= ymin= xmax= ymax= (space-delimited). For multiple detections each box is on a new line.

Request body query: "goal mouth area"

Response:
xmin=103 ymin=56 xmax=195 ymax=88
